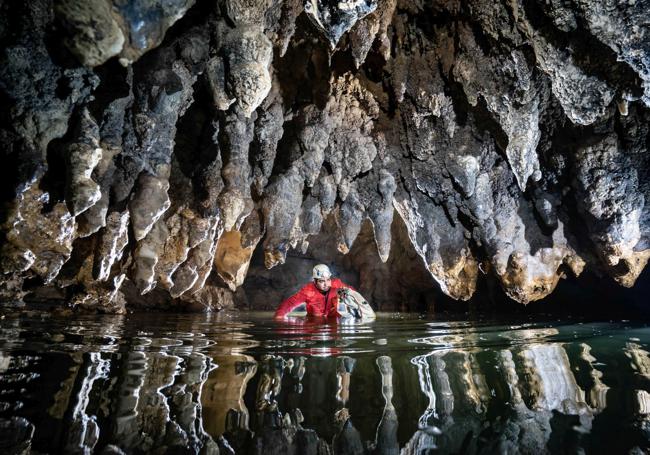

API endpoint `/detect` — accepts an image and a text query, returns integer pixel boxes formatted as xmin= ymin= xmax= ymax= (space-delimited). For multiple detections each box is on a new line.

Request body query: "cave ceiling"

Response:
xmin=0 ymin=0 xmax=649 ymax=312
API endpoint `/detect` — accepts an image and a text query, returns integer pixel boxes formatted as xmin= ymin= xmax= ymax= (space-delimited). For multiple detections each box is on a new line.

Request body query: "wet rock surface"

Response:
xmin=1 ymin=0 xmax=649 ymax=312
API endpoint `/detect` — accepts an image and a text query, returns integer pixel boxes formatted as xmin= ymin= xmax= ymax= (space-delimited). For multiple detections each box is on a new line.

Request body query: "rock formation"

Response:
xmin=1 ymin=0 xmax=649 ymax=312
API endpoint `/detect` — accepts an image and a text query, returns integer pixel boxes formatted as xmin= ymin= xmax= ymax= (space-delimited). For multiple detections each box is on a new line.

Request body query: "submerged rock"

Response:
xmin=0 ymin=0 xmax=649 ymax=311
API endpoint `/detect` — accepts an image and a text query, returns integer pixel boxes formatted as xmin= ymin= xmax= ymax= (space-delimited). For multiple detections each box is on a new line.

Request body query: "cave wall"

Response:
xmin=0 ymin=0 xmax=649 ymax=312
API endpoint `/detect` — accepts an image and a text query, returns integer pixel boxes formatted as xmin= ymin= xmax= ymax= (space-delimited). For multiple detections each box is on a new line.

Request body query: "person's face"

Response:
xmin=314 ymin=277 xmax=332 ymax=292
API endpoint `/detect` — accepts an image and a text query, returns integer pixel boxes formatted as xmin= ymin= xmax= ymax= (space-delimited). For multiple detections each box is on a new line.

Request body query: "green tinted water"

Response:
xmin=1 ymin=310 xmax=650 ymax=454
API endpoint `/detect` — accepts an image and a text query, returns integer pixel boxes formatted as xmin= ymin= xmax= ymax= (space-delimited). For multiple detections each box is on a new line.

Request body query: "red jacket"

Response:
xmin=274 ymin=278 xmax=353 ymax=318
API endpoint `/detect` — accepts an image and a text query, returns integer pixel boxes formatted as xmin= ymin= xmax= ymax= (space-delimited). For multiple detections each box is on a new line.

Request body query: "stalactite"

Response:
xmin=1 ymin=0 xmax=649 ymax=311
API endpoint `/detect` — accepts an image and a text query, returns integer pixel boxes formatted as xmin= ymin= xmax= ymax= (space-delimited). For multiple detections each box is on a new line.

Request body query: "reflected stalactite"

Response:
xmin=202 ymin=354 xmax=257 ymax=438
xmin=138 ymin=353 xmax=181 ymax=449
xmin=255 ymin=358 xmax=329 ymax=453
xmin=402 ymin=351 xmax=446 ymax=455
xmin=253 ymin=355 xmax=293 ymax=454
xmin=625 ymin=342 xmax=650 ymax=378
xmin=5 ymin=315 xmax=650 ymax=455
xmin=490 ymin=348 xmax=553 ymax=454
xmin=109 ymin=350 xmax=177 ymax=451
xmin=333 ymin=356 xmax=364 ymax=455
xmin=432 ymin=353 xmax=454 ymax=417
xmin=335 ymin=356 xmax=355 ymax=406
xmin=622 ymin=342 xmax=650 ymax=455
xmin=285 ymin=356 xmax=306 ymax=413
xmin=402 ymin=353 xmax=440 ymax=455
xmin=168 ymin=353 xmax=217 ymax=452
xmin=403 ymin=331 xmax=602 ymax=454
xmin=372 ymin=355 xmax=399 ymax=455
xmin=625 ymin=342 xmax=650 ymax=416
xmin=578 ymin=343 xmax=609 ymax=411
xmin=255 ymin=355 xmax=284 ymax=417
xmin=63 ymin=352 xmax=110 ymax=454
xmin=465 ymin=352 xmax=490 ymax=414
xmin=111 ymin=351 xmax=147 ymax=449
xmin=48 ymin=352 xmax=83 ymax=420
xmin=517 ymin=344 xmax=589 ymax=414
xmin=106 ymin=349 xmax=220 ymax=453
xmin=412 ymin=353 xmax=437 ymax=426
xmin=498 ymin=349 xmax=525 ymax=406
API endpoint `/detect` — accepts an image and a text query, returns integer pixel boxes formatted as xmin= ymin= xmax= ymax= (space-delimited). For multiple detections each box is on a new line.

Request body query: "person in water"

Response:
xmin=274 ymin=264 xmax=354 ymax=318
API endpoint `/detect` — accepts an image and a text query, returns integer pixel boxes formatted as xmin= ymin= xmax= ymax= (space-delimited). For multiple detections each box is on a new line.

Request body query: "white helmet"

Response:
xmin=312 ymin=264 xmax=332 ymax=280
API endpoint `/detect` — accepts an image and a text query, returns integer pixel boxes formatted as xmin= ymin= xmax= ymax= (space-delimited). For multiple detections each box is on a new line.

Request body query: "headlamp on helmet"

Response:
xmin=312 ymin=264 xmax=332 ymax=280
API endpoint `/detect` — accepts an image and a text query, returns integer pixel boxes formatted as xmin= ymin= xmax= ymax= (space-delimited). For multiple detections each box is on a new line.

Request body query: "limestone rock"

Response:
xmin=168 ymin=214 xmax=220 ymax=298
xmin=394 ymin=193 xmax=478 ymax=301
xmin=531 ymin=34 xmax=615 ymax=126
xmin=214 ymin=230 xmax=256 ymax=291
xmin=1 ymin=184 xmax=76 ymax=284
xmin=573 ymin=133 xmax=650 ymax=287
xmin=567 ymin=0 xmax=650 ymax=107
xmin=55 ymin=0 xmax=196 ymax=67
xmin=217 ymin=109 xmax=255 ymax=230
xmin=225 ymin=0 xmax=273 ymax=25
xmin=64 ymin=109 xmax=103 ymax=216
xmin=454 ymin=26 xmax=545 ymax=190
xmin=348 ymin=0 xmax=396 ymax=66
xmin=131 ymin=218 xmax=167 ymax=294
xmin=304 ymin=0 xmax=378 ymax=49
xmin=0 ymin=0 xmax=98 ymax=186
xmin=205 ymin=56 xmax=235 ymax=111
xmin=262 ymin=168 xmax=305 ymax=268
xmin=128 ymin=170 xmax=171 ymax=242
xmin=95 ymin=211 xmax=130 ymax=282
xmin=223 ymin=26 xmax=273 ymax=117
xmin=72 ymin=274 xmax=127 ymax=313
xmin=54 ymin=0 xmax=125 ymax=67
xmin=1 ymin=0 xmax=650 ymax=311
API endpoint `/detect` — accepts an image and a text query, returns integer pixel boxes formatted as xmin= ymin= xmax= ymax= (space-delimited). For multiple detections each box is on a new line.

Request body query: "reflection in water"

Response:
xmin=202 ymin=354 xmax=257 ymax=437
xmin=579 ymin=343 xmax=608 ymax=411
xmin=64 ymin=352 xmax=109 ymax=453
xmin=1 ymin=313 xmax=650 ymax=453
xmin=333 ymin=357 xmax=363 ymax=454
xmin=374 ymin=356 xmax=399 ymax=454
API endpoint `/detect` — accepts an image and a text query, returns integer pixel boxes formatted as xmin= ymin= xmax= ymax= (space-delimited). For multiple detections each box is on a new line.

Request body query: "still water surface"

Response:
xmin=1 ymin=310 xmax=650 ymax=454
